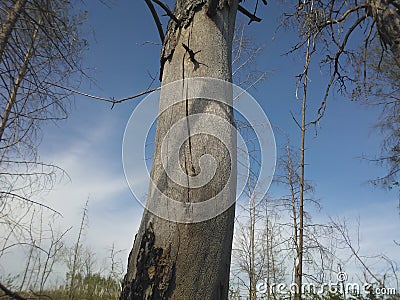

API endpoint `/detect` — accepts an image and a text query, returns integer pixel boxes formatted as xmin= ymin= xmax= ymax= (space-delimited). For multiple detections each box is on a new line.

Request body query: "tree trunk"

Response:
xmin=120 ymin=1 xmax=239 ymax=299
xmin=368 ymin=0 xmax=400 ymax=67
xmin=249 ymin=197 xmax=256 ymax=300
xmin=0 ymin=19 xmax=39 ymax=144
xmin=286 ymin=144 xmax=302 ymax=300
xmin=0 ymin=0 xmax=28 ymax=63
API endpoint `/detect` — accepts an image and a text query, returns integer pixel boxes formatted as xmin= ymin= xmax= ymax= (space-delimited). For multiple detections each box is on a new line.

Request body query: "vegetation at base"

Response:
xmin=0 ymin=272 xmax=122 ymax=300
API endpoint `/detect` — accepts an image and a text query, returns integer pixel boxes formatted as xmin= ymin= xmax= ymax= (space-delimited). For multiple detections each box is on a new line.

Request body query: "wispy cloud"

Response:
xmin=35 ymin=107 xmax=145 ymax=276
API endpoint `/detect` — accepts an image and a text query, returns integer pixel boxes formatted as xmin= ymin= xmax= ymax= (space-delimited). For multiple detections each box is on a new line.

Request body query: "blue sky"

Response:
xmin=18 ymin=0 xmax=399 ymax=280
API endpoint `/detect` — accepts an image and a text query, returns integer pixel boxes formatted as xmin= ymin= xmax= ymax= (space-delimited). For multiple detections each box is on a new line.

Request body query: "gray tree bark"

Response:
xmin=120 ymin=1 xmax=239 ymax=299
xmin=367 ymin=0 xmax=400 ymax=67
xmin=0 ymin=20 xmax=39 ymax=143
xmin=0 ymin=0 xmax=28 ymax=63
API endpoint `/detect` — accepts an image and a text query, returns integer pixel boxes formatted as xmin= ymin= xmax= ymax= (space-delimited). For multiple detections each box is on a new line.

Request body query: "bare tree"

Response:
xmin=0 ymin=0 xmax=28 ymax=62
xmin=120 ymin=1 xmax=239 ymax=296
xmin=0 ymin=0 xmax=86 ymax=224
xmin=231 ymin=194 xmax=286 ymax=300
xmin=0 ymin=0 xmax=87 ymax=295
xmin=120 ymin=0 xmax=268 ymax=299
xmin=279 ymin=2 xmax=400 ymax=295
xmin=281 ymin=0 xmax=399 ymax=144
xmin=68 ymin=198 xmax=89 ymax=300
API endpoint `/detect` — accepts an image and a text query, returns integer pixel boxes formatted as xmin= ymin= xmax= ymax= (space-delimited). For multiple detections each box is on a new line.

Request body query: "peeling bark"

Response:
xmin=120 ymin=223 xmax=175 ymax=300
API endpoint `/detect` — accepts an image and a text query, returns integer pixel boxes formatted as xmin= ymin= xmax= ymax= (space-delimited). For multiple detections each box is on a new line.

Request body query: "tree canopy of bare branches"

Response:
xmin=0 ymin=0 xmax=88 ymax=294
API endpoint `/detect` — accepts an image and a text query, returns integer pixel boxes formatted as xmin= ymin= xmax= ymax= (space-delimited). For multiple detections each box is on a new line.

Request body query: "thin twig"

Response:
xmin=45 ymin=81 xmax=160 ymax=104
xmin=290 ymin=111 xmax=302 ymax=129
xmin=0 ymin=192 xmax=62 ymax=216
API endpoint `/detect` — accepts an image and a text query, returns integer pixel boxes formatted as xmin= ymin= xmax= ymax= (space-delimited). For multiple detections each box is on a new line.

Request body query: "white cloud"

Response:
xmin=0 ymin=107 xmax=147 ymax=283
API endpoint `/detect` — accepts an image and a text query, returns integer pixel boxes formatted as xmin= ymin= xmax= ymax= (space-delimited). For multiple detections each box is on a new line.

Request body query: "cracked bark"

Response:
xmin=120 ymin=1 xmax=239 ymax=299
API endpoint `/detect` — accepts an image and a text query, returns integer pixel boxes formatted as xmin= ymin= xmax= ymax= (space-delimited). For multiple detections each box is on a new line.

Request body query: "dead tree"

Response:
xmin=120 ymin=0 xmax=267 ymax=299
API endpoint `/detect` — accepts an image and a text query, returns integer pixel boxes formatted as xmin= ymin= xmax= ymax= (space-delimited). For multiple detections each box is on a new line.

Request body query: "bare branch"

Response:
xmin=318 ymin=4 xmax=368 ymax=27
xmin=0 ymin=192 xmax=61 ymax=216
xmin=0 ymin=281 xmax=27 ymax=300
xmin=238 ymin=5 xmax=262 ymax=24
xmin=152 ymin=0 xmax=180 ymax=24
xmin=45 ymin=81 xmax=160 ymax=105
xmin=311 ymin=16 xmax=367 ymax=126
xmin=290 ymin=111 xmax=302 ymax=129
xmin=145 ymin=0 xmax=165 ymax=42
